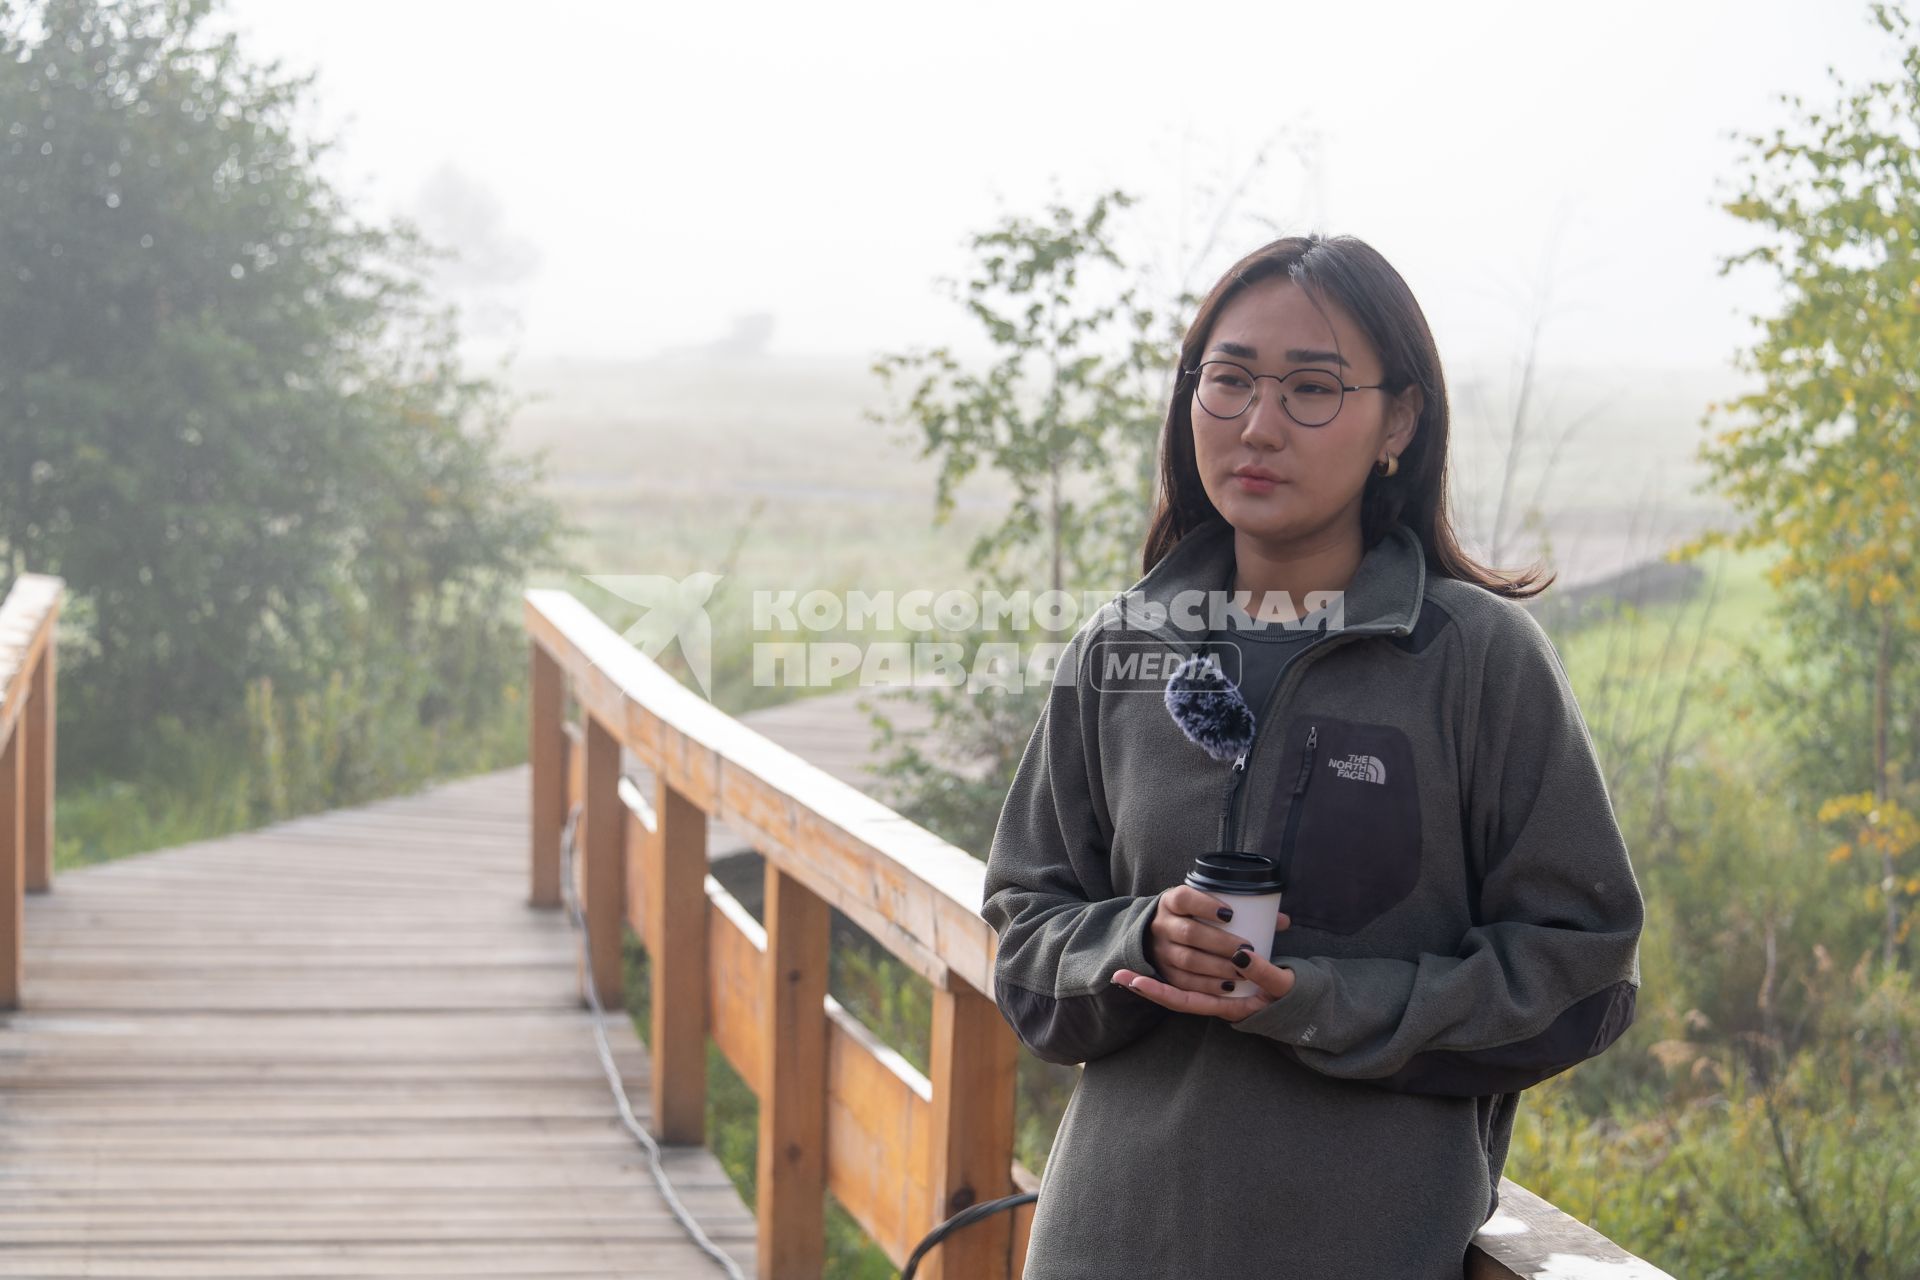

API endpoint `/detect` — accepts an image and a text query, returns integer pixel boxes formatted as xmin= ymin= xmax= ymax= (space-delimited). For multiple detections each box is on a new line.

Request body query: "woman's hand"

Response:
xmin=1111 ymin=886 xmax=1295 ymax=1021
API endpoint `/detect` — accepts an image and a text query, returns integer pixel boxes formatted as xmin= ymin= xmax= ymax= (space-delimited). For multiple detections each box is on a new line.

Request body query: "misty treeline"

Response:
xmin=0 ymin=0 xmax=570 ymax=855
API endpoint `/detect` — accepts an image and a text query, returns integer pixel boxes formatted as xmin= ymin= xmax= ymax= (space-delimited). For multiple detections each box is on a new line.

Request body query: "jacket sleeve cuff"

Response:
xmin=992 ymin=895 xmax=1174 ymax=1066
xmin=1227 ymin=955 xmax=1332 ymax=1043
xmin=1123 ymin=893 xmax=1162 ymax=980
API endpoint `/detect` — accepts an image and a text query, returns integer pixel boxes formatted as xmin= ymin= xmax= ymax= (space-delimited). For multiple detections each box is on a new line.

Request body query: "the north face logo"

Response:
xmin=1328 ymin=753 xmax=1387 ymax=784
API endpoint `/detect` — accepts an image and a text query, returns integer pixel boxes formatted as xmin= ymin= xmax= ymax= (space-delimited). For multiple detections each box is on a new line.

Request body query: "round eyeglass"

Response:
xmin=1184 ymin=359 xmax=1394 ymax=428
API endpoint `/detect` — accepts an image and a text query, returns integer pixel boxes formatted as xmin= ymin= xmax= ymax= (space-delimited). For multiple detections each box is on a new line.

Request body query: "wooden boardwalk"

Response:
xmin=0 ymin=766 xmax=759 ymax=1277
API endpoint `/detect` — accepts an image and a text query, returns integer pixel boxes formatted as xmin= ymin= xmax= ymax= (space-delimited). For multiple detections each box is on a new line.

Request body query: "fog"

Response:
xmin=220 ymin=0 xmax=1903 ymax=375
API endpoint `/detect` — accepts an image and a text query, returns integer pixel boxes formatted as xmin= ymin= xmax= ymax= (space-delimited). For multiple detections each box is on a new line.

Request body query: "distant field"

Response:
xmin=504 ymin=354 xmax=1008 ymax=599
xmin=1552 ymin=542 xmax=1790 ymax=764
xmin=502 ymin=353 xmax=1750 ymax=606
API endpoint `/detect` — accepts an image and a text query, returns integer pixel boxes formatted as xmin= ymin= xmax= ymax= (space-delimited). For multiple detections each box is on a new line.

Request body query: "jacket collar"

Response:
xmin=1108 ymin=517 xmax=1428 ymax=652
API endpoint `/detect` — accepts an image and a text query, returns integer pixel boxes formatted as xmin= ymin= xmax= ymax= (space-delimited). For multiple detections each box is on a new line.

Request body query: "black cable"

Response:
xmin=900 ymin=1191 xmax=1039 ymax=1279
xmin=559 ymin=799 xmax=746 ymax=1278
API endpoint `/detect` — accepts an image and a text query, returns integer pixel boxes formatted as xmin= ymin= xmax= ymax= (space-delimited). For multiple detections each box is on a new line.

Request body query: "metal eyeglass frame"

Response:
xmin=1182 ymin=358 xmax=1394 ymax=428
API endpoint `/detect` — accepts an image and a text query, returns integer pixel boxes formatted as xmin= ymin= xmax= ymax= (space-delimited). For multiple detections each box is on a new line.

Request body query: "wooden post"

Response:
xmin=1 ymin=725 xmax=23 ymax=1009
xmin=23 ymin=644 xmax=53 ymax=893
xmin=528 ymin=642 xmax=566 ymax=909
xmin=926 ymin=980 xmax=1019 ymax=1280
xmin=649 ymin=777 xmax=709 ymax=1144
xmin=757 ymin=863 xmax=829 ymax=1279
xmin=567 ymin=729 xmax=585 ymax=915
xmin=580 ymin=712 xmax=625 ymax=1007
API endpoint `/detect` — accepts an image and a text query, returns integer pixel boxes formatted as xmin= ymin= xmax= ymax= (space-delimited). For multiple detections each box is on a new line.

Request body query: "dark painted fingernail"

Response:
xmin=1231 ymin=950 xmax=1251 ymax=969
xmin=1220 ymin=980 xmax=1235 ymax=991
xmin=1216 ymin=906 xmax=1233 ymax=921
xmin=1234 ymin=940 xmax=1253 ymax=952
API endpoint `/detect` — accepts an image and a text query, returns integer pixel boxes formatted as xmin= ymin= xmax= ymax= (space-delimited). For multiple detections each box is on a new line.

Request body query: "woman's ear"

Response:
xmin=1388 ymin=384 xmax=1423 ymax=456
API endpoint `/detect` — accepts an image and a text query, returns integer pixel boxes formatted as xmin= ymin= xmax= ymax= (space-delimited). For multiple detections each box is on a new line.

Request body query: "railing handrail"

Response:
xmin=0 ymin=573 xmax=62 ymax=743
xmin=524 ymin=586 xmax=998 ymax=995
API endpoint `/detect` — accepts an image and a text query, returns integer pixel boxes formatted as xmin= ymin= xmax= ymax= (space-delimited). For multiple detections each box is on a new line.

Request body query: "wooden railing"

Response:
xmin=523 ymin=587 xmax=1673 ymax=1280
xmin=1 ymin=573 xmax=63 ymax=1011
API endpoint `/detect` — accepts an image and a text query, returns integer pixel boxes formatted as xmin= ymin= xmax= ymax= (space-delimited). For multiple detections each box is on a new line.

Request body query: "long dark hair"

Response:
xmin=1141 ymin=233 xmax=1553 ymax=599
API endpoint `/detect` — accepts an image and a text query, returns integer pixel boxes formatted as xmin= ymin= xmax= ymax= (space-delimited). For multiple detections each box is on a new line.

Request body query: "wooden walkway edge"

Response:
xmin=0 ymin=766 xmax=757 ymax=1277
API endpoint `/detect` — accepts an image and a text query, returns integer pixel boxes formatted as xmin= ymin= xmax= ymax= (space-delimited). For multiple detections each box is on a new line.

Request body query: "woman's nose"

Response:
xmin=1239 ymin=387 xmax=1292 ymax=444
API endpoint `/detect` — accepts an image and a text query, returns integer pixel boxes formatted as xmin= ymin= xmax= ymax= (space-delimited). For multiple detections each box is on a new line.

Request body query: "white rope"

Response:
xmin=558 ymin=798 xmax=747 ymax=1280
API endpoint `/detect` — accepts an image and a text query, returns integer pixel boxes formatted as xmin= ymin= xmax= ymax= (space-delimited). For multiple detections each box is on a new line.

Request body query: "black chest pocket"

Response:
xmin=1257 ymin=713 xmax=1423 ymax=935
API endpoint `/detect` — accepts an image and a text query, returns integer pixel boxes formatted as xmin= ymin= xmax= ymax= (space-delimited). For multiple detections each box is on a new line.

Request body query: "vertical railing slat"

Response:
xmin=651 ymin=777 xmax=709 ymax=1143
xmin=581 ymin=713 xmax=626 ymax=1006
xmin=0 ymin=724 xmax=21 ymax=1009
xmin=528 ymin=641 xmax=566 ymax=909
xmin=23 ymin=638 xmax=53 ymax=893
xmin=758 ymin=862 xmax=829 ymax=1278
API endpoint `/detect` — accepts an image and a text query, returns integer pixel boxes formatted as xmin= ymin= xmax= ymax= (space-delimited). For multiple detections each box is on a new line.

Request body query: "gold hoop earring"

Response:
xmin=1375 ymin=454 xmax=1399 ymax=478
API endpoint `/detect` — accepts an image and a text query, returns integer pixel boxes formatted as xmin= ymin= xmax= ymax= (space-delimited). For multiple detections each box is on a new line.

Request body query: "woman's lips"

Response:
xmin=1232 ymin=472 xmax=1282 ymax=492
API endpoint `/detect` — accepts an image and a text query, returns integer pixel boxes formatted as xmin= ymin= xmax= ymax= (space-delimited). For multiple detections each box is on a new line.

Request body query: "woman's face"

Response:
xmin=1190 ymin=277 xmax=1420 ymax=545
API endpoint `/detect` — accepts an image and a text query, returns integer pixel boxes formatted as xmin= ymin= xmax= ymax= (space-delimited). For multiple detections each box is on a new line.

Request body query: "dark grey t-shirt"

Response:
xmin=1206 ymin=606 xmax=1324 ymax=726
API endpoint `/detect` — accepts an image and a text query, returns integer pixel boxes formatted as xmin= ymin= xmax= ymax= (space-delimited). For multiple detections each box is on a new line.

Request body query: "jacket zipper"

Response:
xmin=1274 ymin=724 xmax=1319 ymax=888
xmin=1218 ymin=750 xmax=1249 ymax=847
xmin=1216 ymin=636 xmax=1333 ymax=852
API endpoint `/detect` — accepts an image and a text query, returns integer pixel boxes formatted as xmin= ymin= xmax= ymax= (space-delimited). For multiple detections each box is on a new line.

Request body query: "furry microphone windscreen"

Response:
xmin=1163 ymin=651 xmax=1254 ymax=763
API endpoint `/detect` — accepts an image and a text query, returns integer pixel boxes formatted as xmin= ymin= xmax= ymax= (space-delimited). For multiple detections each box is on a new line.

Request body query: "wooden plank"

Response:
xmin=633 ymin=775 xmax=664 ymax=948
xmin=708 ymin=883 xmax=766 ymax=1096
xmin=1468 ymin=1179 xmax=1678 ymax=1278
xmin=822 ymin=996 xmax=932 ymax=1268
xmin=0 ymin=1246 xmax=723 ymax=1278
xmin=0 ymin=766 xmax=757 ymax=1277
xmin=0 ymin=1158 xmax=735 ymax=1192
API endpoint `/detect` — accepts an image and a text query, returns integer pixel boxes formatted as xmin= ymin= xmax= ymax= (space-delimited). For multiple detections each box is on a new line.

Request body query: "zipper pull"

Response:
xmin=1217 ymin=749 xmax=1252 ymax=851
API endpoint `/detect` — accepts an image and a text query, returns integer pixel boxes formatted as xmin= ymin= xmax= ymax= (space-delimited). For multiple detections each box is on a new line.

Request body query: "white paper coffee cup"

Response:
xmin=1185 ymin=851 xmax=1286 ymax=997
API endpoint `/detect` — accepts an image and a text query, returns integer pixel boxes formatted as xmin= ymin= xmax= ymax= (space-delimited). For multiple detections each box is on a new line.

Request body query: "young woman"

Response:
xmin=979 ymin=233 xmax=1645 ymax=1278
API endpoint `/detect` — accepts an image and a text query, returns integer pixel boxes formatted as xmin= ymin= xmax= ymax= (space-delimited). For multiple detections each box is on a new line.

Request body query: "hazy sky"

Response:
xmin=221 ymin=0 xmax=1904 ymax=373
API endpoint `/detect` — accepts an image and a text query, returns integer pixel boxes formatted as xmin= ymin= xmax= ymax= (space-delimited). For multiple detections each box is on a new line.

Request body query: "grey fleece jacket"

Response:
xmin=979 ymin=516 xmax=1644 ymax=1280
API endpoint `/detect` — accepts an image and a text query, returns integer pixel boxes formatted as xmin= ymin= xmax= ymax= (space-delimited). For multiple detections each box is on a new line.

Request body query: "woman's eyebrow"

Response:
xmin=1207 ymin=341 xmax=1351 ymax=369
xmin=1285 ymin=348 xmax=1350 ymax=368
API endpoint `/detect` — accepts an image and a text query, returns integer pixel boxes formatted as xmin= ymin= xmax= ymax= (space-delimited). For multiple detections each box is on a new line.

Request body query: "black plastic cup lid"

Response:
xmin=1184 ymin=850 xmax=1284 ymax=896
